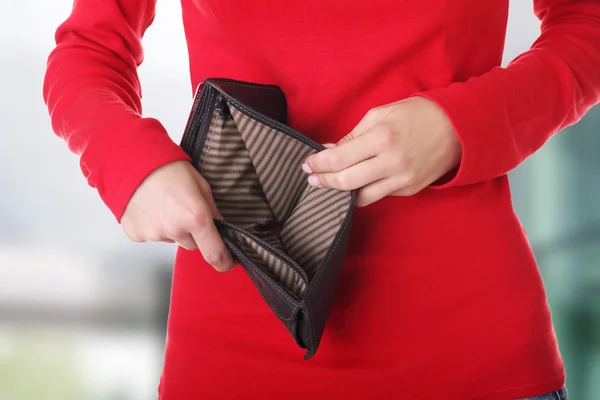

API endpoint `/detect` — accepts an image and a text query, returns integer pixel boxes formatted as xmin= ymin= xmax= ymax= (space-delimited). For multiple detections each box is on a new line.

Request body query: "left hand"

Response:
xmin=302 ymin=96 xmax=463 ymax=207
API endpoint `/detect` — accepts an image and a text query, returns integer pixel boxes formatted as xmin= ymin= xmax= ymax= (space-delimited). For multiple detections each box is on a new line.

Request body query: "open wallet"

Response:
xmin=179 ymin=78 xmax=356 ymax=359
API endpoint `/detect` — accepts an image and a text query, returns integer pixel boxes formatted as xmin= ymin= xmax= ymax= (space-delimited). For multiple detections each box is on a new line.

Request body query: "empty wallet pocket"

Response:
xmin=180 ymin=79 xmax=355 ymax=358
xmin=193 ymin=95 xmax=350 ymax=296
xmin=217 ymin=220 xmax=309 ymax=298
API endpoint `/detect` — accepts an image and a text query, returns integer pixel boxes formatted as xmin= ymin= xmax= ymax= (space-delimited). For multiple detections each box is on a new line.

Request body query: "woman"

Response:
xmin=43 ymin=1 xmax=599 ymax=398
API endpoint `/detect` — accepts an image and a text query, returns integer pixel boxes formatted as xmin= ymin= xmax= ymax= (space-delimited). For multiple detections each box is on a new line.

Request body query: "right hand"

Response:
xmin=121 ymin=160 xmax=236 ymax=272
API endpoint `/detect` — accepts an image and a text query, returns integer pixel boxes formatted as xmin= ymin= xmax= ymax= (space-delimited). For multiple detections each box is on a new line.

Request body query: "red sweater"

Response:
xmin=44 ymin=1 xmax=600 ymax=399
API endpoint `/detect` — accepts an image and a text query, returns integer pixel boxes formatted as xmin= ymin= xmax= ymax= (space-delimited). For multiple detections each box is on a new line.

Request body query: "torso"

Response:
xmin=159 ymin=1 xmax=565 ymax=398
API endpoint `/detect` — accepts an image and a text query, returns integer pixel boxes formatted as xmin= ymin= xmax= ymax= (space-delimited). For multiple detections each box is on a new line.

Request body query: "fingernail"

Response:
xmin=323 ymin=143 xmax=336 ymax=148
xmin=302 ymin=162 xmax=313 ymax=174
xmin=308 ymin=174 xmax=320 ymax=187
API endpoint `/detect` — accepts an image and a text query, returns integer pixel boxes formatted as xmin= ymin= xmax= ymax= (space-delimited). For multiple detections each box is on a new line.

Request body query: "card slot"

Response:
xmin=218 ymin=221 xmax=309 ymax=298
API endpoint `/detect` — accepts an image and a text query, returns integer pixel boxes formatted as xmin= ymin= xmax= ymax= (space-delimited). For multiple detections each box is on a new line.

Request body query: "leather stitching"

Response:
xmin=227 ymin=101 xmax=319 ymax=150
xmin=228 ymin=244 xmax=298 ymax=321
xmin=226 ymin=239 xmax=299 ymax=321
xmin=305 ymin=202 xmax=354 ymax=348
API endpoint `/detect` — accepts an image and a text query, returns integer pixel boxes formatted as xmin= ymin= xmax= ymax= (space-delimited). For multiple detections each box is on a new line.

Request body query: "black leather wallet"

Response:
xmin=180 ymin=78 xmax=356 ymax=359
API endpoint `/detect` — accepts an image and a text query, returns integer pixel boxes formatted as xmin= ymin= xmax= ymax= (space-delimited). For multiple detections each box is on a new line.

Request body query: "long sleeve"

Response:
xmin=43 ymin=0 xmax=190 ymax=221
xmin=418 ymin=0 xmax=600 ymax=188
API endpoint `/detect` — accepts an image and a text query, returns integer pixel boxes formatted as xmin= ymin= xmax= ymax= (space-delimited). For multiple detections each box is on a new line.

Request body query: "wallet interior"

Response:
xmin=196 ymin=94 xmax=352 ymax=298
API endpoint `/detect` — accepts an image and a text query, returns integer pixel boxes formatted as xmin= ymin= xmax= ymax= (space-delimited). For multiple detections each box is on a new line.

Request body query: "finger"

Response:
xmin=355 ymin=172 xmax=424 ymax=207
xmin=304 ymin=129 xmax=382 ymax=174
xmin=190 ymin=212 xmax=235 ymax=272
xmin=388 ymin=184 xmax=425 ymax=197
xmin=159 ymin=238 xmax=176 ymax=244
xmin=171 ymin=234 xmax=198 ymax=250
xmin=308 ymin=155 xmax=388 ymax=191
xmin=354 ymin=177 xmax=401 ymax=207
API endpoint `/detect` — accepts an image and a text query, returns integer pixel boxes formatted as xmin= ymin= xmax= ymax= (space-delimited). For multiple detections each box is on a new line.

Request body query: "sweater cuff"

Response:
xmin=414 ymin=79 xmax=497 ymax=189
xmin=85 ymin=117 xmax=191 ymax=222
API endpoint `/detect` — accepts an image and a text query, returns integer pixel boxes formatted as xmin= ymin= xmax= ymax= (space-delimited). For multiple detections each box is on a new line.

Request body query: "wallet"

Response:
xmin=180 ymin=78 xmax=356 ymax=359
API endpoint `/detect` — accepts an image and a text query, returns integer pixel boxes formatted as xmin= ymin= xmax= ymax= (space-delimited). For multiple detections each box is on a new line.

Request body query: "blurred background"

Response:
xmin=0 ymin=1 xmax=598 ymax=399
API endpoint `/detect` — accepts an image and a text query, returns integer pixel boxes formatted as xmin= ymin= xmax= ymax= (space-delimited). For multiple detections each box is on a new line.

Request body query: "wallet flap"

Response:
xmin=205 ymin=79 xmax=288 ymax=125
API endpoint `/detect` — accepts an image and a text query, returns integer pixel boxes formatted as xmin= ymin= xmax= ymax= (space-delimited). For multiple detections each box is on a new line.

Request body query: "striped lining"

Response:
xmin=228 ymin=229 xmax=308 ymax=298
xmin=196 ymin=95 xmax=352 ymax=297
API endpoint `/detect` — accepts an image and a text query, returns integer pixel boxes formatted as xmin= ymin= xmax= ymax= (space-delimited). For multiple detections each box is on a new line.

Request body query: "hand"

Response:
xmin=302 ymin=97 xmax=462 ymax=207
xmin=121 ymin=160 xmax=235 ymax=272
